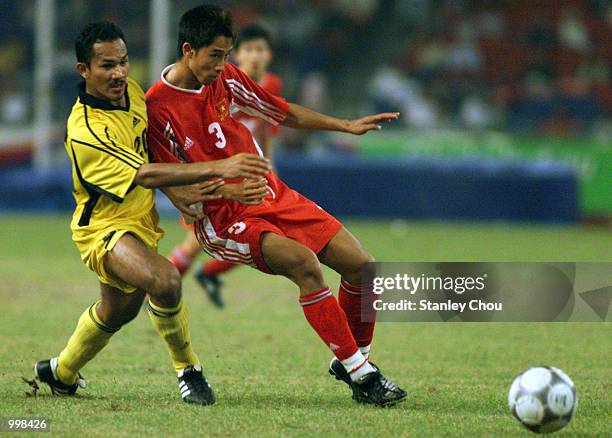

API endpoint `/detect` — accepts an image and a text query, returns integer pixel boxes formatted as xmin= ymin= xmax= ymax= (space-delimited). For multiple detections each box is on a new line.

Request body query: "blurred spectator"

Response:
xmin=558 ymin=8 xmax=591 ymax=53
xmin=0 ymin=38 xmax=28 ymax=125
xmin=299 ymin=72 xmax=329 ymax=113
xmin=557 ymin=75 xmax=601 ymax=128
xmin=333 ymin=0 xmax=377 ymax=24
xmin=510 ymin=72 xmax=555 ymax=132
xmin=476 ymin=10 xmax=506 ymax=39
xmin=459 ymin=95 xmax=499 ymax=130
xmin=368 ymin=66 xmax=439 ymax=129
xmin=445 ymin=21 xmax=482 ymax=74
xmin=0 ymin=77 xmax=28 ymax=124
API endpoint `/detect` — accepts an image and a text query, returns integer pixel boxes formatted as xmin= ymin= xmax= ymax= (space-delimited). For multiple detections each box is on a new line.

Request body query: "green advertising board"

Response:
xmin=358 ymin=131 xmax=611 ymax=215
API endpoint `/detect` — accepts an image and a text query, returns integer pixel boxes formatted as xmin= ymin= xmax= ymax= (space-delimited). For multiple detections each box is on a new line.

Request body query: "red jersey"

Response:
xmin=146 ymin=62 xmax=289 ymax=223
xmin=147 ymin=63 xmax=342 ymax=271
xmin=233 ymin=72 xmax=283 ymax=141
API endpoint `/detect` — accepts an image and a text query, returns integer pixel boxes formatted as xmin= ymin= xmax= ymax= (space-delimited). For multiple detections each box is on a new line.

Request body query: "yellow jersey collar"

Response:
xmin=78 ymin=81 xmax=131 ymax=112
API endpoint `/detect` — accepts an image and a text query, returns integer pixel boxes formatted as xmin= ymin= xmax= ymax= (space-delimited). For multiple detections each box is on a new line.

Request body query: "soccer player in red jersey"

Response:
xmin=167 ymin=25 xmax=283 ymax=308
xmin=147 ymin=5 xmax=406 ymax=406
xmin=231 ymin=25 xmax=282 ymax=158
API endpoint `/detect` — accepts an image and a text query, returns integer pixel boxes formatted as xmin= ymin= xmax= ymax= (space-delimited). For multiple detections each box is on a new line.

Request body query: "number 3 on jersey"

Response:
xmin=208 ymin=122 xmax=226 ymax=149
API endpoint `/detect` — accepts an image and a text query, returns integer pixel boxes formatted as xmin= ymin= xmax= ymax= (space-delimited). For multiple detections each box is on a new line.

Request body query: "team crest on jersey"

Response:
xmin=216 ymin=100 xmax=229 ymax=122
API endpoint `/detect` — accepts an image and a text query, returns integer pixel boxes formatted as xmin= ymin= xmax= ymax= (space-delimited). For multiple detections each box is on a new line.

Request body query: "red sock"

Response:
xmin=168 ymin=247 xmax=194 ymax=276
xmin=299 ymin=287 xmax=359 ymax=361
xmin=202 ymin=259 xmax=236 ymax=276
xmin=338 ymin=279 xmax=376 ymax=348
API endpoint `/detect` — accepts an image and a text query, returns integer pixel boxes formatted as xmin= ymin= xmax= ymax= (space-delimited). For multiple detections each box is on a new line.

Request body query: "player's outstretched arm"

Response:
xmin=282 ymin=103 xmax=400 ymax=135
xmin=134 ymin=153 xmax=271 ymax=188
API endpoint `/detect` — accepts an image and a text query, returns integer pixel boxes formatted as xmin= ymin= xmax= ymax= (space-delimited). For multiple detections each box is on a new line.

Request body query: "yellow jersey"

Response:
xmin=65 ymin=77 xmax=163 ymax=291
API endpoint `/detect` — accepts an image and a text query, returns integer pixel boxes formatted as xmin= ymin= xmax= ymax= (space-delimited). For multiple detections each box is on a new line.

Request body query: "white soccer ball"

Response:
xmin=508 ymin=366 xmax=577 ymax=433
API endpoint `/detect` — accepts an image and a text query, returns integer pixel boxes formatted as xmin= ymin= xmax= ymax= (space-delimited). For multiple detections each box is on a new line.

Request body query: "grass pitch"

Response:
xmin=0 ymin=214 xmax=610 ymax=437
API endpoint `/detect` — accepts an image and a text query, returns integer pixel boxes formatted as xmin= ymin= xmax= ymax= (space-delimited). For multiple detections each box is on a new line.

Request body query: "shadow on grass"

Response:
xmin=214 ymin=391 xmax=413 ymax=411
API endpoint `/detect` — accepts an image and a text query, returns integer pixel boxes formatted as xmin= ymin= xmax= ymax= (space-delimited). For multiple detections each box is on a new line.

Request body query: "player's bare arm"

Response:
xmin=134 ymin=153 xmax=270 ymax=188
xmin=161 ymin=181 xmax=224 ymax=219
xmin=162 ymin=176 xmax=270 ymax=219
xmin=282 ymin=103 xmax=400 ymax=135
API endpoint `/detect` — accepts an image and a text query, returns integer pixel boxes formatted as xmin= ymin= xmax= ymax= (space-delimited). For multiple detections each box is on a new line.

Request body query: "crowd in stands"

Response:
xmin=0 ymin=0 xmax=609 ymax=138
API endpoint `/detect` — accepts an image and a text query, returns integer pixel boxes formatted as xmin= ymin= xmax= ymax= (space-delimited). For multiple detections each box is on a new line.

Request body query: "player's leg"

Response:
xmin=200 ymin=259 xmax=237 ymax=277
xmin=169 ymin=228 xmax=230 ymax=308
xmin=318 ymin=227 xmax=376 ymax=357
xmin=317 ymin=227 xmax=407 ymax=405
xmin=168 ymin=230 xmax=201 ymax=275
xmin=106 ymin=233 xmax=198 ymax=363
xmin=194 ymin=258 xmax=236 ymax=308
xmin=96 ymin=284 xmax=147 ymax=326
xmin=104 ymin=233 xmax=214 ymax=404
xmin=260 ymin=232 xmax=375 ymax=382
xmin=50 ymin=284 xmax=145 ymax=388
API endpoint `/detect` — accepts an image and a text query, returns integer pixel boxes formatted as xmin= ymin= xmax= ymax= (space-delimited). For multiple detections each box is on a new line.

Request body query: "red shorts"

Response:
xmin=192 ymin=185 xmax=343 ymax=274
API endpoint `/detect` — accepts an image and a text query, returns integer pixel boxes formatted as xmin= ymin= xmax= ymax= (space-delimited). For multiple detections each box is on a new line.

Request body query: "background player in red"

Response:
xmin=167 ymin=25 xmax=282 ymax=308
xmin=148 ymin=5 xmax=406 ymax=406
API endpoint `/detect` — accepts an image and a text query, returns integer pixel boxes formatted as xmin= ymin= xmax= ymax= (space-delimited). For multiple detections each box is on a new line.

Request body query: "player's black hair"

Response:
xmin=235 ymin=24 xmax=273 ymax=50
xmin=177 ymin=5 xmax=235 ymax=58
xmin=75 ymin=21 xmax=126 ymax=65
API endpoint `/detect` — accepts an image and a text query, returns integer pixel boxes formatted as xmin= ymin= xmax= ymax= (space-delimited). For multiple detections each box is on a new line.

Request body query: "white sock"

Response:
xmin=351 ymin=361 xmax=375 ymax=381
xmin=359 ymin=345 xmax=371 ymax=360
xmin=341 ymin=350 xmax=376 ymax=382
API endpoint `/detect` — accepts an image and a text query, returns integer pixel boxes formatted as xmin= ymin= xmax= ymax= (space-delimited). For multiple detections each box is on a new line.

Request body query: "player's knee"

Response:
xmin=149 ymin=265 xmax=181 ymax=299
xmin=301 ymin=259 xmax=324 ymax=284
xmin=345 ymin=252 xmax=376 ymax=284
xmin=361 ymin=253 xmax=376 ymax=284
xmin=363 ymin=252 xmax=375 ymax=264
xmin=288 ymin=249 xmax=324 ymax=286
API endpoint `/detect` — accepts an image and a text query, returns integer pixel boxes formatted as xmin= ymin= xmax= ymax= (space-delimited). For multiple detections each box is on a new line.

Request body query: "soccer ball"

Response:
xmin=508 ymin=366 xmax=577 ymax=434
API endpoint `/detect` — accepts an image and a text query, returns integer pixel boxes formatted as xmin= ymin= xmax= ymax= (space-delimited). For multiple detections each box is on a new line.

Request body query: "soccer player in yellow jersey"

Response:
xmin=31 ymin=21 xmax=270 ymax=405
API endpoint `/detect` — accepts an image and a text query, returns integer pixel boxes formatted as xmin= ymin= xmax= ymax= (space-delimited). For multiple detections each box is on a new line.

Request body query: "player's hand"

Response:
xmin=215 ymin=153 xmax=271 ymax=179
xmin=161 ymin=179 xmax=224 ymax=219
xmin=218 ymin=178 xmax=270 ymax=205
xmin=344 ymin=112 xmax=400 ymax=135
